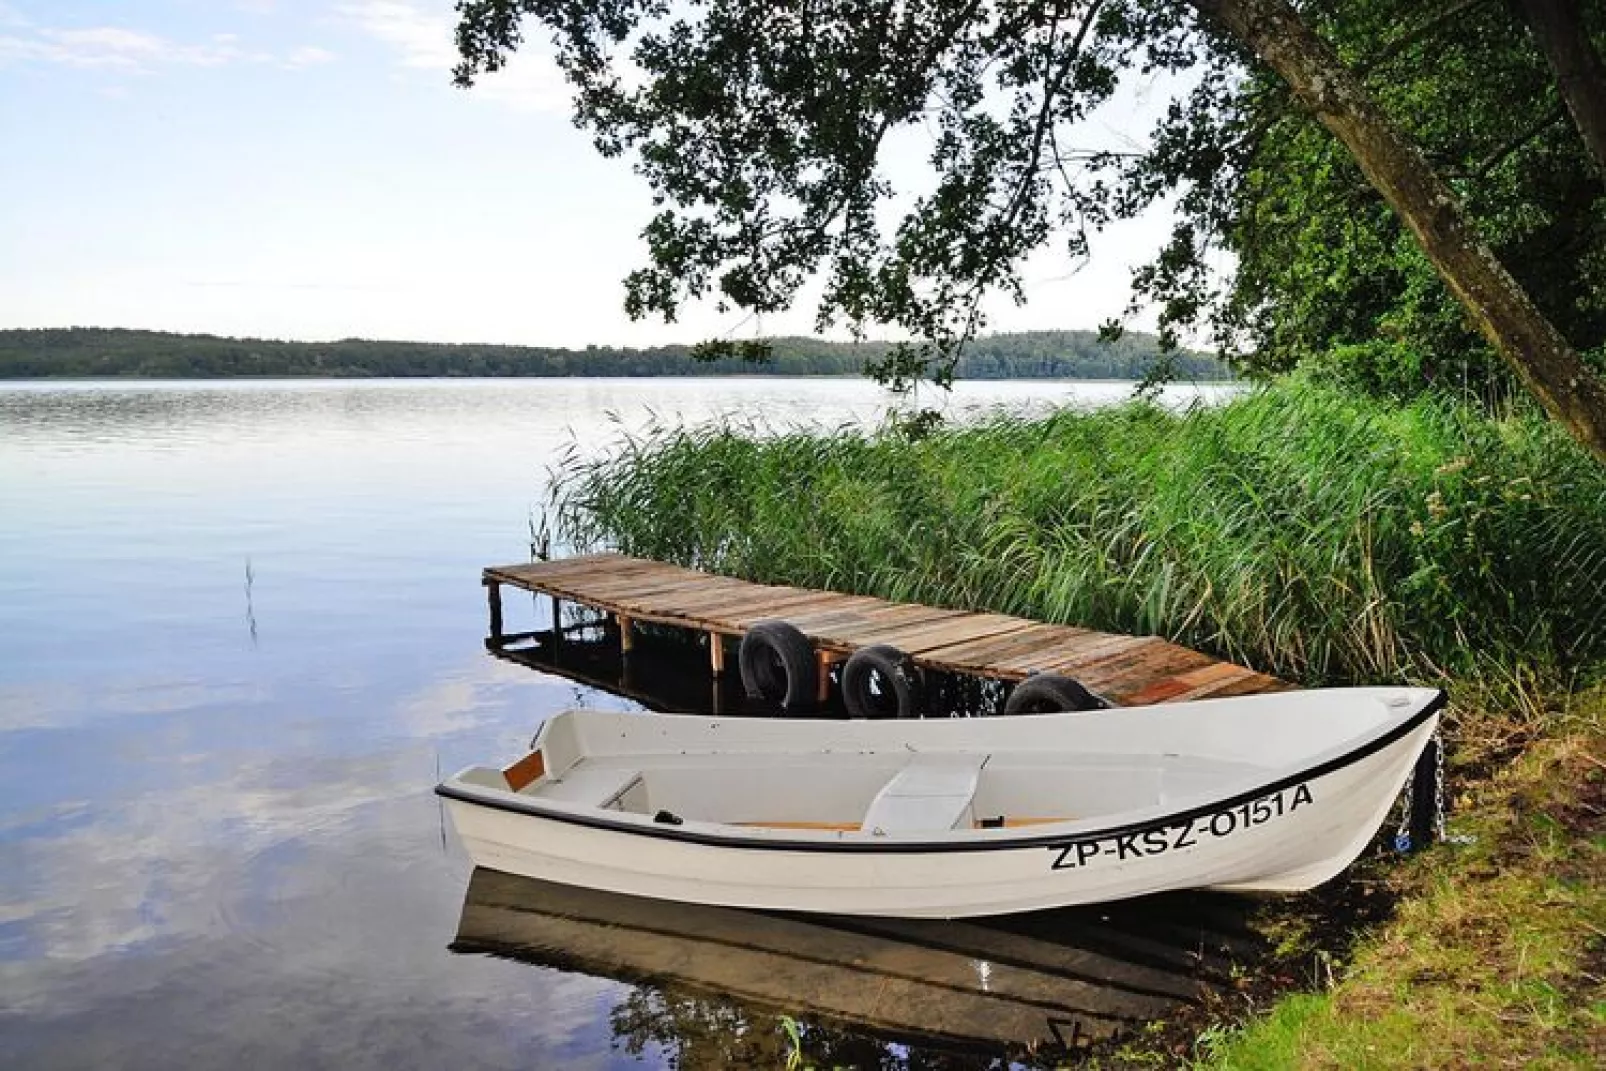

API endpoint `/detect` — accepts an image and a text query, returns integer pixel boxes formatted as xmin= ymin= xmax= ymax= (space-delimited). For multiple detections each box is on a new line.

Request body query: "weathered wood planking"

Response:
xmin=484 ymin=555 xmax=1286 ymax=705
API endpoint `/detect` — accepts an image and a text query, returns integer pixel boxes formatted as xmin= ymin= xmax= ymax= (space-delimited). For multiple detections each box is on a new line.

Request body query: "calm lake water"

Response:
xmin=0 ymin=377 xmax=1242 ymax=1069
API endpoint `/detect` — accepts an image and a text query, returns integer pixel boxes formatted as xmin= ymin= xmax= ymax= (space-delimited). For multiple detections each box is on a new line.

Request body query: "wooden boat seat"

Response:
xmin=860 ymin=755 xmax=987 ymax=834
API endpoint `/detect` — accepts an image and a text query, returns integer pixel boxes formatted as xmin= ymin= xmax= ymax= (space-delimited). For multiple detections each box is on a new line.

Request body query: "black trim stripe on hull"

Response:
xmin=435 ymin=689 xmax=1447 ymax=855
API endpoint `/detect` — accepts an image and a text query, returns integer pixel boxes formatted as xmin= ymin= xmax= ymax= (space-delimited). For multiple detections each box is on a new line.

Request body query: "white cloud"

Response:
xmin=8 ymin=26 xmax=244 ymax=70
xmin=339 ymin=0 xmax=568 ymax=113
xmin=0 ymin=22 xmax=329 ymax=74
xmin=339 ymin=0 xmax=456 ymax=70
xmin=286 ymin=44 xmax=336 ymax=68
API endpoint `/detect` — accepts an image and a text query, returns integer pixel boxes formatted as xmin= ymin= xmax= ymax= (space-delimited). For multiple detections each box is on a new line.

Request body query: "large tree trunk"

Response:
xmin=1188 ymin=0 xmax=1606 ymax=466
xmin=1513 ymin=0 xmax=1606 ymax=180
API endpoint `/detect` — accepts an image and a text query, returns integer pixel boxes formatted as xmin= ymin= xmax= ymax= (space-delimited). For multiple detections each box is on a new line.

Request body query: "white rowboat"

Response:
xmin=437 ymin=687 xmax=1444 ymax=918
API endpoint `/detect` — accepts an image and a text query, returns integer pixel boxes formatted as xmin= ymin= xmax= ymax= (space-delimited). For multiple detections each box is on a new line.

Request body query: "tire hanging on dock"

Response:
xmin=840 ymin=644 xmax=924 ymax=719
xmin=738 ymin=619 xmax=817 ymax=713
xmin=1003 ymin=673 xmax=1109 ymax=715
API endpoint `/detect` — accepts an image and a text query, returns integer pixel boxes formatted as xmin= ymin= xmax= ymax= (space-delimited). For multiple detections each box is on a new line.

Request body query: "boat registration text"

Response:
xmin=1048 ymin=783 xmax=1315 ymax=870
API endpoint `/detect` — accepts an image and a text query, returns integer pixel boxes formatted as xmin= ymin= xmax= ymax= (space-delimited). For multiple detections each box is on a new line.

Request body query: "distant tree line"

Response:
xmin=0 ymin=328 xmax=1229 ymax=382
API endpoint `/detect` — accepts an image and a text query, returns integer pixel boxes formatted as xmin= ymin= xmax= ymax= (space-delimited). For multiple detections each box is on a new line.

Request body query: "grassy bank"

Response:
xmin=1191 ymin=692 xmax=1604 ymax=1069
xmin=556 ymin=379 xmax=1606 ymax=1066
xmin=556 ymin=380 xmax=1606 ymax=688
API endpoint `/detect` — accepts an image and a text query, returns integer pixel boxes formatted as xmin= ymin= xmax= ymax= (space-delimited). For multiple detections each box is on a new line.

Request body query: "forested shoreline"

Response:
xmin=0 ymin=327 xmax=1229 ymax=381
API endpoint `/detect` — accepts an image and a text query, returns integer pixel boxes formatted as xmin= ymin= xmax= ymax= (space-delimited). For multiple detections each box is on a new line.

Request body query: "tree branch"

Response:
xmin=1468 ymin=103 xmax=1568 ymax=177
xmin=997 ymin=1 xmax=1106 ymax=245
xmin=1358 ymin=0 xmax=1494 ymax=77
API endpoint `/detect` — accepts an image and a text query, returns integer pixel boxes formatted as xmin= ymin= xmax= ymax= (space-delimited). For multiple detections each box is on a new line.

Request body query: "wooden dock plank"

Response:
xmin=661 ymin=594 xmax=842 ymax=626
xmin=1080 ymin=647 xmax=1219 ymax=701
xmin=606 ymin=584 xmax=788 ymax=618
xmin=640 ymin=597 xmax=845 ymax=635
xmin=644 ymin=580 xmax=805 ymax=611
xmin=810 ymin=605 xmax=978 ymax=636
xmin=786 ymin=600 xmax=957 ymax=626
xmin=811 ymin=620 xmax=1001 ymax=655
xmin=483 ymin=554 xmax=1284 ymax=705
xmin=781 ymin=604 xmax=966 ymax=639
xmin=865 ymin=615 xmax=1040 ymax=655
xmin=492 ymin=556 xmax=664 ymax=586
xmin=1120 ymin=661 xmax=1248 ymax=706
xmin=910 ymin=613 xmax=1046 ymax=642
xmin=726 ymin=595 xmax=883 ymax=628
xmin=989 ymin=633 xmax=1153 ymax=674
xmin=551 ymin=570 xmax=714 ymax=599
xmin=492 ymin=562 xmax=683 ymax=597
xmin=915 ymin=624 xmax=1088 ymax=667
xmin=1207 ymin=672 xmax=1293 ymax=698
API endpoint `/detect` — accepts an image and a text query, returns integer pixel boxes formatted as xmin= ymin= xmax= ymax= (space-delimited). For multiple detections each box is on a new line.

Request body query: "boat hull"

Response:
xmin=442 ymin=711 xmax=1437 ymax=918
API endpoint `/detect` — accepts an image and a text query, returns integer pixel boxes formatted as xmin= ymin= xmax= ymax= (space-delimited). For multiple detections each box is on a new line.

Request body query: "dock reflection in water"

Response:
xmin=452 ymin=868 xmax=1260 ymax=1066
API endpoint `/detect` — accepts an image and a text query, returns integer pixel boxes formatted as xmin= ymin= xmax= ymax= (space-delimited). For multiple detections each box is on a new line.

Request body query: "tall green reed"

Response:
xmin=554 ymin=381 xmax=1606 ymax=687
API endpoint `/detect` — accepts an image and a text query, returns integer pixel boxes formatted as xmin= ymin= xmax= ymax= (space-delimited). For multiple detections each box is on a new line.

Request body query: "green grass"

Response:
xmin=1191 ymin=693 xmax=1605 ymax=1069
xmin=555 ymin=379 xmax=1606 ymax=689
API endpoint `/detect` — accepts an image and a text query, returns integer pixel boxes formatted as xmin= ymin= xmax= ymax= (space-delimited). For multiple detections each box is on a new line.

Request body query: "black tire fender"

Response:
xmin=1003 ymin=673 xmax=1110 ymax=715
xmin=841 ymin=644 xmax=924 ymax=719
xmin=738 ymin=619 xmax=817 ymax=712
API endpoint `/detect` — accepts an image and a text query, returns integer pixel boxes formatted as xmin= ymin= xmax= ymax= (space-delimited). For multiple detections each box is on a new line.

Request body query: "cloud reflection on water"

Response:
xmin=2 ymin=652 xmax=640 ymax=1068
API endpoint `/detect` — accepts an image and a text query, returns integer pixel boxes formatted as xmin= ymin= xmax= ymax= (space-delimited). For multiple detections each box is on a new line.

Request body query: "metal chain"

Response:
xmin=1396 ymin=729 xmax=1471 ymax=852
xmin=1394 ymin=766 xmax=1415 ymax=853
xmin=1433 ymin=729 xmax=1447 ymax=842
xmin=1434 ymin=728 xmax=1477 ymax=845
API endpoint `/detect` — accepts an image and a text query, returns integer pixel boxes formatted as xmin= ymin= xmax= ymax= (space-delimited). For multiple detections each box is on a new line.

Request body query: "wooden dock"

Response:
xmin=484 ymin=554 xmax=1284 ymax=707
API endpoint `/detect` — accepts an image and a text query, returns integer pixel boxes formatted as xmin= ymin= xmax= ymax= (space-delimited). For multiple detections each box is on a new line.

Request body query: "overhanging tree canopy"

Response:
xmin=453 ymin=0 xmax=1606 ymax=463
xmin=1134 ymin=0 xmax=1606 ymax=399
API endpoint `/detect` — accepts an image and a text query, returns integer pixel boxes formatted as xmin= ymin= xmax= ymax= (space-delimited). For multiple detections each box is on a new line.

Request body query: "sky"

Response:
xmin=0 ymin=1 xmax=1179 ymax=348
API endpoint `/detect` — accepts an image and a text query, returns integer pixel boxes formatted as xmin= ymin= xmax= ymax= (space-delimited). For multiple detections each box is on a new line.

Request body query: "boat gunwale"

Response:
xmin=435 ymin=689 xmax=1446 ymax=854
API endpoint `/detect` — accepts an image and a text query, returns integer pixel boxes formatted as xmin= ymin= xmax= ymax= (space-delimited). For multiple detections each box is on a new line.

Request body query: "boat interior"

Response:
xmin=459 ymin=747 xmax=1274 ymax=834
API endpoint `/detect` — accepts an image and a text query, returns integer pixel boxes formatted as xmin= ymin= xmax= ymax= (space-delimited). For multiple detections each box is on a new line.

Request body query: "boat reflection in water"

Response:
xmin=451 ymin=868 xmax=1262 ymax=1065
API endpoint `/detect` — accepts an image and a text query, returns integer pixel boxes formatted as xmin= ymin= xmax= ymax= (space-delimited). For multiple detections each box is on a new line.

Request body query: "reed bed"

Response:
xmin=554 ymin=381 xmax=1606 ymax=687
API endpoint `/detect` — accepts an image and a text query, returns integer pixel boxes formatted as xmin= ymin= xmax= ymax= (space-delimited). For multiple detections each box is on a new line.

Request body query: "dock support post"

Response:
xmin=485 ymin=580 xmax=504 ymax=644
xmin=816 ymin=651 xmax=835 ymax=705
xmin=709 ymin=632 xmax=725 ymax=676
xmin=549 ymin=596 xmax=562 ymax=646
xmin=618 ymin=614 xmax=634 ymax=654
